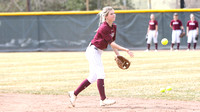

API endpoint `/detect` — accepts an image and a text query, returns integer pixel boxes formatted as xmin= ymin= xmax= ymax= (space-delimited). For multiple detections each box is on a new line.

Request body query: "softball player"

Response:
xmin=68 ymin=7 xmax=133 ymax=107
xmin=146 ymin=14 xmax=158 ymax=51
xmin=186 ymin=13 xmax=199 ymax=50
xmin=170 ymin=13 xmax=185 ymax=51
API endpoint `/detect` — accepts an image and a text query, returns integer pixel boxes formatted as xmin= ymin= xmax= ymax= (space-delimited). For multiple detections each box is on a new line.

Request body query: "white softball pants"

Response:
xmin=85 ymin=45 xmax=105 ymax=83
xmin=188 ymin=30 xmax=197 ymax=43
xmin=172 ymin=30 xmax=181 ymax=43
xmin=147 ymin=30 xmax=158 ymax=44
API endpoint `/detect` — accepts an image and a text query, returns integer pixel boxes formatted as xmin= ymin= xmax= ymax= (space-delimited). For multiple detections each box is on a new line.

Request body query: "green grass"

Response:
xmin=0 ymin=50 xmax=200 ymax=101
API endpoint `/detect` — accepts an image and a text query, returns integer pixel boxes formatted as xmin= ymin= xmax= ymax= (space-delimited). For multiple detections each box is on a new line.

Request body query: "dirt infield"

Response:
xmin=0 ymin=94 xmax=200 ymax=112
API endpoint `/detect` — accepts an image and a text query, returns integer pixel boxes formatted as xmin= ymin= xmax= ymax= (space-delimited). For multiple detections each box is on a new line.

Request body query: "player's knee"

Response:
xmin=87 ymin=78 xmax=96 ymax=84
xmin=97 ymin=74 xmax=105 ymax=80
xmin=147 ymin=40 xmax=152 ymax=44
xmin=193 ymin=40 xmax=197 ymax=43
xmin=87 ymin=75 xmax=97 ymax=83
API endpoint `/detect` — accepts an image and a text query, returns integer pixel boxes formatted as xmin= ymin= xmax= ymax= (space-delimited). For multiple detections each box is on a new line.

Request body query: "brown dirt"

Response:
xmin=0 ymin=93 xmax=200 ymax=112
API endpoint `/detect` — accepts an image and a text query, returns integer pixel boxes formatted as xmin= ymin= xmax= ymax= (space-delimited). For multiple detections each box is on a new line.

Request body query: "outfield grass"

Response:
xmin=0 ymin=50 xmax=200 ymax=101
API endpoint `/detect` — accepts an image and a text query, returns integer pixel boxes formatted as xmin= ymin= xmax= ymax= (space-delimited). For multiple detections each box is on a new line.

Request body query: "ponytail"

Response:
xmin=97 ymin=6 xmax=113 ymax=28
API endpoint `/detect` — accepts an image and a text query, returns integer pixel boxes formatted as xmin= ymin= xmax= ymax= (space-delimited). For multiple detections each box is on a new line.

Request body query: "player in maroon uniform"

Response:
xmin=68 ymin=7 xmax=133 ymax=107
xmin=170 ymin=13 xmax=185 ymax=51
xmin=146 ymin=14 xmax=158 ymax=51
xmin=186 ymin=13 xmax=199 ymax=50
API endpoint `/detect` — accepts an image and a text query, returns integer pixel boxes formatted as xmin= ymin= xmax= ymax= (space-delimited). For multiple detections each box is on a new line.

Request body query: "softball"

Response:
xmin=166 ymin=86 xmax=172 ymax=91
xmin=161 ymin=38 xmax=168 ymax=45
xmin=160 ymin=88 xmax=165 ymax=93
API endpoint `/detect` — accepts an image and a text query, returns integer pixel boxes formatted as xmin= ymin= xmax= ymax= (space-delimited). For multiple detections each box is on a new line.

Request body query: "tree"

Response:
xmin=0 ymin=0 xmax=136 ymax=12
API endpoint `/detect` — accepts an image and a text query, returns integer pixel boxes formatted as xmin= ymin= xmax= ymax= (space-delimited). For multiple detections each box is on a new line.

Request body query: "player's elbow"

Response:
xmin=110 ymin=41 xmax=116 ymax=47
xmin=111 ymin=41 xmax=120 ymax=50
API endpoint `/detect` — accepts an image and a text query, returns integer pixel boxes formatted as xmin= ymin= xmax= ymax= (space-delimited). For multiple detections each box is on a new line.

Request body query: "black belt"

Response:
xmin=89 ymin=43 xmax=98 ymax=50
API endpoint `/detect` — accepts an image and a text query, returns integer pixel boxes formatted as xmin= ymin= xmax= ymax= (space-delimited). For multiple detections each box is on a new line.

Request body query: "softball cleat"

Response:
xmin=68 ymin=91 xmax=77 ymax=107
xmin=100 ymin=98 xmax=116 ymax=106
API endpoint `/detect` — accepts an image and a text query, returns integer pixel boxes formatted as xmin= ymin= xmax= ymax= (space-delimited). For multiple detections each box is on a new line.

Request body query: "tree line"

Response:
xmin=0 ymin=0 xmax=135 ymax=12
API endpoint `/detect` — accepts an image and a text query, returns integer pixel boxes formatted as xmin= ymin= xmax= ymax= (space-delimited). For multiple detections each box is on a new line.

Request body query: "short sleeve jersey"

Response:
xmin=187 ymin=20 xmax=198 ymax=30
xmin=91 ymin=22 xmax=116 ymax=50
xmin=149 ymin=20 xmax=158 ymax=30
xmin=170 ymin=20 xmax=182 ymax=30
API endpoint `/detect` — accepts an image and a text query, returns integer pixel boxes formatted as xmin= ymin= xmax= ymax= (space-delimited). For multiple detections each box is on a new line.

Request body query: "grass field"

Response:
xmin=0 ymin=50 xmax=200 ymax=101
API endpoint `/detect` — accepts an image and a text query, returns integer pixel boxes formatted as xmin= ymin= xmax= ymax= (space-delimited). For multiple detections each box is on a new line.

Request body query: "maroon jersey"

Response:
xmin=170 ymin=20 xmax=182 ymax=30
xmin=91 ymin=22 xmax=116 ymax=50
xmin=187 ymin=20 xmax=198 ymax=30
xmin=149 ymin=20 xmax=158 ymax=30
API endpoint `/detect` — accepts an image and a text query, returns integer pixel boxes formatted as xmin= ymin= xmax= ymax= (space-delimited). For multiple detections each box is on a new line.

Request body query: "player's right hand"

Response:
xmin=126 ymin=49 xmax=134 ymax=58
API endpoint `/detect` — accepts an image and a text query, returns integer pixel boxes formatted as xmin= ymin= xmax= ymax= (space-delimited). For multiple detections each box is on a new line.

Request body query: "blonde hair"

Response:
xmin=190 ymin=13 xmax=194 ymax=18
xmin=150 ymin=14 xmax=154 ymax=20
xmin=98 ymin=6 xmax=114 ymax=27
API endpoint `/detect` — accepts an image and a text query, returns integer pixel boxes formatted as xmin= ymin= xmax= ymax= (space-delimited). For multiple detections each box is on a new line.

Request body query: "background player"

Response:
xmin=170 ymin=13 xmax=185 ymax=51
xmin=186 ymin=13 xmax=199 ymax=50
xmin=146 ymin=14 xmax=158 ymax=51
xmin=68 ymin=6 xmax=133 ymax=107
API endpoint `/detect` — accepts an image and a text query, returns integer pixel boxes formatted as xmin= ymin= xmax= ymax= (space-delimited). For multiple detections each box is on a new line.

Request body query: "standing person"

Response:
xmin=186 ymin=13 xmax=199 ymax=50
xmin=146 ymin=14 xmax=158 ymax=52
xmin=170 ymin=13 xmax=185 ymax=51
xmin=68 ymin=6 xmax=133 ymax=107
